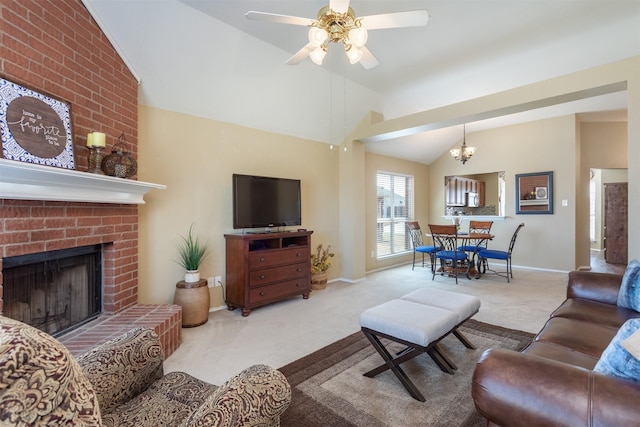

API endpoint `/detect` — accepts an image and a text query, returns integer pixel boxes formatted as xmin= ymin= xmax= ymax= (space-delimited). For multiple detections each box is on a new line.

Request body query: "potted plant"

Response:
xmin=174 ymin=223 xmax=211 ymax=327
xmin=310 ymin=244 xmax=334 ymax=290
xmin=177 ymin=223 xmax=209 ymax=282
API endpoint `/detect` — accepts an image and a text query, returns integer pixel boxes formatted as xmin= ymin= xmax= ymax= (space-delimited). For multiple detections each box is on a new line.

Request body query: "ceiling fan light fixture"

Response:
xmin=310 ymin=46 xmax=327 ymax=64
xmin=308 ymin=26 xmax=328 ymax=46
xmin=345 ymin=45 xmax=362 ymax=64
xmin=246 ymin=3 xmax=428 ymax=69
xmin=348 ymin=26 xmax=367 ymax=47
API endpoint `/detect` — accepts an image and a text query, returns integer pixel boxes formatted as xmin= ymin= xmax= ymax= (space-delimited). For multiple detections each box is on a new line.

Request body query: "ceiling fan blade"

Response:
xmin=330 ymin=0 xmax=350 ymax=14
xmin=359 ymin=46 xmax=379 ymax=69
xmin=360 ymin=10 xmax=429 ymax=30
xmin=286 ymin=42 xmax=315 ymax=65
xmin=245 ymin=11 xmax=313 ymax=26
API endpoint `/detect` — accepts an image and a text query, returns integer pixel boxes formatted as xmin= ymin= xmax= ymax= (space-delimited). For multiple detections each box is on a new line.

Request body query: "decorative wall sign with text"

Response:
xmin=0 ymin=77 xmax=75 ymax=169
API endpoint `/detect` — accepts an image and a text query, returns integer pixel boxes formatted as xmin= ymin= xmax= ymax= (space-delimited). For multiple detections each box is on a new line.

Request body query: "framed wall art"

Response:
xmin=0 ymin=77 xmax=76 ymax=169
xmin=516 ymin=171 xmax=554 ymax=214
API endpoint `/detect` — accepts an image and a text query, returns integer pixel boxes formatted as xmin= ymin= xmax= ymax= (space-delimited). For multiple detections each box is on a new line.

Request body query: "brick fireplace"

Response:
xmin=0 ymin=199 xmax=139 ymax=313
xmin=0 ymin=196 xmax=181 ymax=357
xmin=0 ymin=1 xmax=180 ymax=356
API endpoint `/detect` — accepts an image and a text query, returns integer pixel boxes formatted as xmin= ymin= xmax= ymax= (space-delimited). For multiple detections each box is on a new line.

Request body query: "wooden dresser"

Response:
xmin=224 ymin=230 xmax=313 ymax=316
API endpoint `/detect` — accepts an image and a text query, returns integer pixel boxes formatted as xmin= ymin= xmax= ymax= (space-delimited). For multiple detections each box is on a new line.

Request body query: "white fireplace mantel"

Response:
xmin=0 ymin=158 xmax=166 ymax=204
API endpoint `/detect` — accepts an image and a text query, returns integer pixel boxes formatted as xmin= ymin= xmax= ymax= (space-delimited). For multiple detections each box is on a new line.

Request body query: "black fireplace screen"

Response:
xmin=2 ymin=245 xmax=101 ymax=337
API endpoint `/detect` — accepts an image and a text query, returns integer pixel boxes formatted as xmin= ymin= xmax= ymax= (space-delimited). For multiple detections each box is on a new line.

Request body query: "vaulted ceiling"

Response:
xmin=83 ymin=0 xmax=639 ymax=164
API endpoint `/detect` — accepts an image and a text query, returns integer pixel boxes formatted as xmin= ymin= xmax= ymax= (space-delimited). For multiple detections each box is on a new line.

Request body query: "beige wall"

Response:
xmin=136 ymin=58 xmax=638 ymax=308
xmin=364 ymin=152 xmax=430 ymax=272
xmin=579 ymin=122 xmax=628 ymax=262
xmin=429 ymin=115 xmax=578 ymax=271
xmin=136 ymin=109 xmax=628 ymax=308
xmin=137 ymin=106 xmax=341 ymax=308
xmin=355 ymin=57 xmax=639 ymax=267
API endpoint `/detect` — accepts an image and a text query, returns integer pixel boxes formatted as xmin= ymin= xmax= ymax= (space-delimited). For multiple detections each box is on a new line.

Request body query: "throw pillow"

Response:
xmin=593 ymin=318 xmax=640 ymax=383
xmin=617 ymin=259 xmax=640 ymax=311
xmin=622 ymin=328 xmax=640 ymax=359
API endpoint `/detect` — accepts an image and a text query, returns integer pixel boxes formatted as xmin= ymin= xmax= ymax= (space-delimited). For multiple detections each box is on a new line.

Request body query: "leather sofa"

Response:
xmin=471 ymin=271 xmax=640 ymax=426
xmin=0 ymin=316 xmax=291 ymax=426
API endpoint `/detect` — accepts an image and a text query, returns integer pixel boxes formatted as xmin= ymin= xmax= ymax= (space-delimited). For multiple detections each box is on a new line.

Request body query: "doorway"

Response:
xmin=604 ymin=182 xmax=628 ymax=265
xmin=590 ymin=168 xmax=628 ymax=271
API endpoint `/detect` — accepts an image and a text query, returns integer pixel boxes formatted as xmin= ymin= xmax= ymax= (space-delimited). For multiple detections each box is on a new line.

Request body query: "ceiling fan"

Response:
xmin=245 ymin=0 xmax=429 ymax=69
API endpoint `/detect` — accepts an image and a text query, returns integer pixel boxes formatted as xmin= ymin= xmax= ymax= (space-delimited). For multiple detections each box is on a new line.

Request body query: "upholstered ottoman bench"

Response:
xmin=360 ymin=288 xmax=481 ymax=401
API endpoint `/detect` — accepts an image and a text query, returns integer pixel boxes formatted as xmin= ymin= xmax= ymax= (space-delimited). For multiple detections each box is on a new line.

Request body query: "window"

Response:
xmin=376 ymin=172 xmax=414 ymax=258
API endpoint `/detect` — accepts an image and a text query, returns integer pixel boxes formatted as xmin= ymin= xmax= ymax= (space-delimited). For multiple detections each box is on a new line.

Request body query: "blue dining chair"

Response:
xmin=477 ymin=223 xmax=525 ymax=283
xmin=428 ymin=223 xmax=469 ymax=284
xmin=407 ymin=221 xmax=438 ymax=271
xmin=458 ymin=220 xmax=493 ymax=252
xmin=459 ymin=220 xmax=494 ymax=273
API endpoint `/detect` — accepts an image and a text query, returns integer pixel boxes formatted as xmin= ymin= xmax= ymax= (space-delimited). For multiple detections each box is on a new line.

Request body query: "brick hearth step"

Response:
xmin=58 ymin=304 xmax=182 ymax=358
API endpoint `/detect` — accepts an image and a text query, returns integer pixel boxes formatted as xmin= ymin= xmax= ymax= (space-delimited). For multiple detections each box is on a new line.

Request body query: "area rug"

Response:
xmin=279 ymin=319 xmax=534 ymax=427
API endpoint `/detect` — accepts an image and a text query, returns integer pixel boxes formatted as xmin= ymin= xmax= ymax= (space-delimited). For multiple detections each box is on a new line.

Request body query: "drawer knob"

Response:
xmin=260 ymin=291 xmax=265 ymax=296
xmin=296 ymin=253 xmax=301 ymax=257
xmin=259 ymin=257 xmax=265 ymax=262
xmin=260 ymin=275 xmax=265 ymax=279
xmin=296 ymin=283 xmax=301 ymax=287
xmin=296 ymin=268 xmax=301 ymax=272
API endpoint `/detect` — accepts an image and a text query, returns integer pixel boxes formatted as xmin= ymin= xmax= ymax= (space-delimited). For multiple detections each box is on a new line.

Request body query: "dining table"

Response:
xmin=427 ymin=231 xmax=494 ymax=279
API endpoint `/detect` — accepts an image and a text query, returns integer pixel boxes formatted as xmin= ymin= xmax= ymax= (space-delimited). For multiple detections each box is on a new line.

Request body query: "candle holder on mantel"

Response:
xmin=87 ymin=147 xmax=105 ymax=174
xmin=86 ymin=131 xmax=106 ymax=174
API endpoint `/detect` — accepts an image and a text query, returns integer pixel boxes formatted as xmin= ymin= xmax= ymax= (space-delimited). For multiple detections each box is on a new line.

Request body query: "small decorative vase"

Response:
xmin=184 ymin=270 xmax=200 ymax=283
xmin=311 ymin=271 xmax=328 ymax=290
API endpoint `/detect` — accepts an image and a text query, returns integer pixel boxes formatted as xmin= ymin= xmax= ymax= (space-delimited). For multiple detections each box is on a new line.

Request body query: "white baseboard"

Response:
xmin=328 ymin=277 xmax=366 ymax=284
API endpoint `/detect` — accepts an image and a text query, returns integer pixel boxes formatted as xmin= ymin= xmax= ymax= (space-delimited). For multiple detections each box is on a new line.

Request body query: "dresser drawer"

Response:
xmin=248 ymin=279 xmax=309 ymax=305
xmin=249 ymin=263 xmax=308 ymax=286
xmin=249 ymin=247 xmax=309 ymax=269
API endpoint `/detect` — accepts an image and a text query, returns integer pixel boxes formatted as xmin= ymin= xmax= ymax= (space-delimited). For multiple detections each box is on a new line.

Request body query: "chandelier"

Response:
xmin=307 ymin=7 xmax=368 ymax=65
xmin=450 ymin=124 xmax=476 ymax=164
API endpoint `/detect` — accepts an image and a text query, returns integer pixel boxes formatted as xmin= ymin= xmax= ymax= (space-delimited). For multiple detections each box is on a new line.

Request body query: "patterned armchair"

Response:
xmin=0 ymin=316 xmax=291 ymax=426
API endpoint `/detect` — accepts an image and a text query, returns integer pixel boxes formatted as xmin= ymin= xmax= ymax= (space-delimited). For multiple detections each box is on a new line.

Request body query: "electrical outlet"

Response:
xmin=214 ymin=276 xmax=222 ymax=287
xmin=207 ymin=277 xmax=214 ymax=288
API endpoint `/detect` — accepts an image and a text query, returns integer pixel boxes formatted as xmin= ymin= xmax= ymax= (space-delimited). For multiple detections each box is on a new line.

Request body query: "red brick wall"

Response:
xmin=0 ymin=0 xmax=140 ymax=314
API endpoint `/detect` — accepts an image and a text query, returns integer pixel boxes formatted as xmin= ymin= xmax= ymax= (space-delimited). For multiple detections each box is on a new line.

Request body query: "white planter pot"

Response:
xmin=184 ymin=270 xmax=200 ymax=283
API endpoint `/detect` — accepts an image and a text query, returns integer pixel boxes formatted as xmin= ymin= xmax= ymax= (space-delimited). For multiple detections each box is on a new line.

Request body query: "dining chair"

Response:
xmin=477 ymin=223 xmax=525 ymax=283
xmin=428 ymin=224 xmax=469 ymax=284
xmin=459 ymin=220 xmax=494 ymax=252
xmin=406 ymin=221 xmax=438 ymax=271
xmin=459 ymin=220 xmax=494 ymax=271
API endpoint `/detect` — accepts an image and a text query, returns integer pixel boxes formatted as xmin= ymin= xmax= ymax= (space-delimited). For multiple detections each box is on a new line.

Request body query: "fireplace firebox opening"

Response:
xmin=2 ymin=244 xmax=102 ymax=337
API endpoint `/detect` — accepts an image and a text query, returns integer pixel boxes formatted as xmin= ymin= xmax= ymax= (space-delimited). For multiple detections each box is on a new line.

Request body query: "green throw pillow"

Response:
xmin=617 ymin=259 xmax=640 ymax=311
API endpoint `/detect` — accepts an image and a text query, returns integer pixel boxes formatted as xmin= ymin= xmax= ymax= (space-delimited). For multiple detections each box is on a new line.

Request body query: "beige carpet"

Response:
xmin=279 ymin=319 xmax=534 ymax=427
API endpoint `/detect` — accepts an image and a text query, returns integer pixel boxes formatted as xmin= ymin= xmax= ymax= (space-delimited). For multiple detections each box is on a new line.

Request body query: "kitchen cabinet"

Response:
xmin=445 ymin=176 xmax=484 ymax=207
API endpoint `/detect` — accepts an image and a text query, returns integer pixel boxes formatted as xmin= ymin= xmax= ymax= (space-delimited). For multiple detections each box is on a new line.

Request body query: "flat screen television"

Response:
xmin=232 ymin=174 xmax=301 ymax=230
